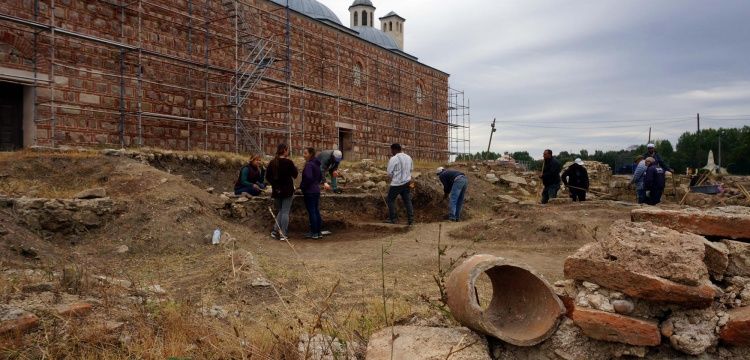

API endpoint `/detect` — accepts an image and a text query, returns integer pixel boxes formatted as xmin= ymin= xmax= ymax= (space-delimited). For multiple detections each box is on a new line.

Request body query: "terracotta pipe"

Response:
xmin=445 ymin=254 xmax=565 ymax=346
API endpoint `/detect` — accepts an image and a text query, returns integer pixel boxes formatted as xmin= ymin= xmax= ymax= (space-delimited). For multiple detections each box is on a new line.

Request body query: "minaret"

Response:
xmin=349 ymin=0 xmax=375 ymax=28
xmin=380 ymin=11 xmax=405 ymax=50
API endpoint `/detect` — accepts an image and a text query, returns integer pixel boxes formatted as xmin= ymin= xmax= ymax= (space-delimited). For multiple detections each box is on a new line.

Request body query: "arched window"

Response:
xmin=353 ymin=62 xmax=362 ymax=87
xmin=389 ymin=21 xmax=393 ymax=31
xmin=416 ymin=83 xmax=423 ymax=105
xmin=362 ymin=11 xmax=368 ymax=26
xmin=353 ymin=12 xmax=358 ymax=26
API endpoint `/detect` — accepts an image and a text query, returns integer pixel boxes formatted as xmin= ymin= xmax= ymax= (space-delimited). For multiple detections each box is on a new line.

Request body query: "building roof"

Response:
xmin=271 ymin=0 xmax=343 ymax=25
xmin=349 ymin=0 xmax=374 ymax=8
xmin=379 ymin=11 xmax=405 ymax=21
xmin=351 ymin=26 xmax=398 ymax=50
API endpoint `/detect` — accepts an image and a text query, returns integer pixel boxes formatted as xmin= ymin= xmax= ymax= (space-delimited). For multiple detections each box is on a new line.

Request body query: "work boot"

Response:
xmin=333 ymin=188 xmax=343 ymax=194
xmin=383 ymin=219 xmax=397 ymax=224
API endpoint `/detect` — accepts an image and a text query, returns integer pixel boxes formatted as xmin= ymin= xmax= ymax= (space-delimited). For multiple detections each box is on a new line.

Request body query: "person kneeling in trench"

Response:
xmin=234 ymin=155 xmax=266 ymax=196
xmin=436 ymin=167 xmax=468 ymax=221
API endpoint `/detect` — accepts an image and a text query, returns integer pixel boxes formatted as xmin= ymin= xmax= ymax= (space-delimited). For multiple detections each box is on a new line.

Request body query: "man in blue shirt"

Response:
xmin=437 ymin=167 xmax=468 ymax=222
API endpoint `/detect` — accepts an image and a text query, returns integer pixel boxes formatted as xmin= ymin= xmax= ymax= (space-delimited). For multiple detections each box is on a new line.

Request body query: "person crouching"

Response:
xmin=234 ymin=155 xmax=266 ymax=196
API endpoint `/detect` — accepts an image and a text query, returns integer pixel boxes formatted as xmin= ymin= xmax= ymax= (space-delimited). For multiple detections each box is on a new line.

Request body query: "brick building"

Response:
xmin=0 ymin=0 xmax=467 ymax=160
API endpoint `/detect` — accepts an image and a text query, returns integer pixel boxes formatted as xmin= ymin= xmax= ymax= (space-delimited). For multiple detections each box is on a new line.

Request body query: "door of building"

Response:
xmin=338 ymin=128 xmax=353 ymax=160
xmin=0 ymin=82 xmax=23 ymax=151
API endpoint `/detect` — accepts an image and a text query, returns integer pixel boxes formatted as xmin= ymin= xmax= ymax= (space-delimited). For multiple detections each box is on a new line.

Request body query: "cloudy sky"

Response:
xmin=325 ymin=0 xmax=750 ymax=158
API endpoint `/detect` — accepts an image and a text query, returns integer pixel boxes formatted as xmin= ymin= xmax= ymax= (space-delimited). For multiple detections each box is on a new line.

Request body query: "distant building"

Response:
xmin=0 ymin=0 xmax=465 ymax=160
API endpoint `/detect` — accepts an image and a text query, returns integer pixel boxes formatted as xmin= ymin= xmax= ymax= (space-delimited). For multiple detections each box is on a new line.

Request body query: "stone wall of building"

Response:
xmin=0 ymin=0 xmax=449 ymax=160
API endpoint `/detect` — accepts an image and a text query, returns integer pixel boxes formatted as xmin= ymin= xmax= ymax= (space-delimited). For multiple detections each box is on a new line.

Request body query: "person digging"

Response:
xmin=436 ymin=167 xmax=468 ymax=221
xmin=317 ymin=149 xmax=343 ymax=194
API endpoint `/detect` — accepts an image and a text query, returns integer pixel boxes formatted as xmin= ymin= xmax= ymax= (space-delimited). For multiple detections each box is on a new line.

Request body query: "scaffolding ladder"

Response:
xmin=222 ymin=0 xmax=276 ymax=154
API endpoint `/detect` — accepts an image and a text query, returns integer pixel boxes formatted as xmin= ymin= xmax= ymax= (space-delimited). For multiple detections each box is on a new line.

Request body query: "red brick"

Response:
xmin=56 ymin=302 xmax=93 ymax=317
xmin=720 ymin=306 xmax=750 ymax=346
xmin=570 ymin=306 xmax=661 ymax=346
xmin=631 ymin=207 xmax=750 ymax=240
xmin=0 ymin=308 xmax=39 ymax=335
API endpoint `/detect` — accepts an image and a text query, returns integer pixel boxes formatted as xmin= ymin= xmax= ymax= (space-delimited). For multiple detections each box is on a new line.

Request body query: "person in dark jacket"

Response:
xmin=317 ymin=149 xmax=343 ymax=193
xmin=539 ymin=149 xmax=562 ymax=204
xmin=300 ymin=147 xmax=324 ymax=239
xmin=234 ymin=155 xmax=266 ymax=196
xmin=561 ymin=158 xmax=589 ymax=201
xmin=266 ymin=143 xmax=298 ymax=240
xmin=643 ymin=143 xmax=671 ymax=171
xmin=436 ymin=167 xmax=468 ymax=221
xmin=644 ymin=157 xmax=666 ymax=205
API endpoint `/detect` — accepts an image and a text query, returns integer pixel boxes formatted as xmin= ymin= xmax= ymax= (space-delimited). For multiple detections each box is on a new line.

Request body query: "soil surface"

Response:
xmin=0 ymin=150 xmax=648 ymax=358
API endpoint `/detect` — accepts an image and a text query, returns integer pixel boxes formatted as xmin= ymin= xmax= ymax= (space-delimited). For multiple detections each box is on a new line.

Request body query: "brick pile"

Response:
xmin=556 ymin=217 xmax=750 ymax=356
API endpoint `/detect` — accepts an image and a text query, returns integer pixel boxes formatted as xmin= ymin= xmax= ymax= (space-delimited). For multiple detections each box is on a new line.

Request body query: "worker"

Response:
xmin=385 ymin=143 xmax=414 ymax=225
xmin=539 ymin=149 xmax=562 ymax=204
xmin=267 ymin=143 xmax=298 ymax=241
xmin=317 ymin=149 xmax=343 ymax=194
xmin=631 ymin=156 xmax=647 ymax=204
xmin=234 ymin=155 xmax=266 ymax=196
xmin=436 ymin=167 xmax=468 ymax=221
xmin=643 ymin=143 xmax=671 ymax=171
xmin=561 ymin=158 xmax=589 ymax=201
xmin=300 ymin=147 xmax=327 ymax=239
xmin=644 ymin=157 xmax=666 ymax=205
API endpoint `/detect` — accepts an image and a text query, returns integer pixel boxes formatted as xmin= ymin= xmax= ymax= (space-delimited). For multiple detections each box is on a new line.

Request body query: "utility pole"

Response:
xmin=697 ymin=113 xmax=700 ymax=133
xmin=486 ymin=118 xmax=497 ymax=156
xmin=647 ymin=127 xmax=651 ymax=144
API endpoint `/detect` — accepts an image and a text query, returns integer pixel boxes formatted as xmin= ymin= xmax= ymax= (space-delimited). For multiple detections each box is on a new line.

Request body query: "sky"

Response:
xmin=324 ymin=0 xmax=750 ymax=158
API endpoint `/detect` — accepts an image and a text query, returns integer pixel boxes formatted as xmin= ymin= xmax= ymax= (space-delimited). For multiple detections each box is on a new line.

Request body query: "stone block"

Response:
xmin=565 ymin=220 xmax=718 ymax=308
xmin=723 ymin=240 xmax=750 ymax=277
xmin=366 ymin=326 xmax=490 ymax=360
xmin=0 ymin=306 xmax=39 ymax=335
xmin=565 ymin=247 xmax=716 ymax=307
xmin=631 ymin=206 xmax=750 ymax=240
xmin=720 ymin=306 xmax=750 ymax=346
xmin=79 ymin=93 xmax=100 ymax=104
xmin=703 ymin=240 xmax=729 ymax=280
xmin=570 ymin=306 xmax=660 ymax=346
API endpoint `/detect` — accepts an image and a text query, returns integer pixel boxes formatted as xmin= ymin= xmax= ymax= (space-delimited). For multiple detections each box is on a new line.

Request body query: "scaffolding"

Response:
xmin=448 ymin=88 xmax=470 ymax=159
xmin=0 ymin=0 xmax=469 ymax=160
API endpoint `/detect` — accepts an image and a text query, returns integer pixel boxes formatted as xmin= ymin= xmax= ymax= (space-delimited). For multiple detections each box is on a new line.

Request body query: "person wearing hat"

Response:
xmin=317 ymin=149 xmax=343 ymax=194
xmin=644 ymin=156 xmax=666 ymax=205
xmin=643 ymin=143 xmax=670 ymax=171
xmin=436 ymin=167 xmax=468 ymax=221
xmin=561 ymin=158 xmax=589 ymax=202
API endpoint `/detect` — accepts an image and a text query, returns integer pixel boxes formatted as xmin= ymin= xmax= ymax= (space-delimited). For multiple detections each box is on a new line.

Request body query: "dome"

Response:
xmin=350 ymin=0 xmax=374 ymax=7
xmin=271 ymin=0 xmax=342 ymax=25
xmin=352 ymin=26 xmax=399 ymax=50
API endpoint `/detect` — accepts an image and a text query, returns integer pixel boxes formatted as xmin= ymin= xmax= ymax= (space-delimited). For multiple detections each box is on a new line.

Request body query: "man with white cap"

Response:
xmin=436 ymin=167 xmax=468 ymax=221
xmin=561 ymin=158 xmax=589 ymax=201
xmin=643 ymin=143 xmax=670 ymax=171
xmin=317 ymin=149 xmax=343 ymax=194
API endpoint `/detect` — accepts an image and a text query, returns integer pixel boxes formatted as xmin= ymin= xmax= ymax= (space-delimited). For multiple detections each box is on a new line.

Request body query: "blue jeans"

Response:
xmin=541 ymin=183 xmax=560 ymax=204
xmin=449 ymin=176 xmax=468 ymax=220
xmin=273 ymin=196 xmax=293 ymax=236
xmin=235 ymin=183 xmax=265 ymax=196
xmin=387 ymin=184 xmax=414 ymax=223
xmin=636 ymin=189 xmax=647 ymax=204
xmin=303 ymin=192 xmax=321 ymax=234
